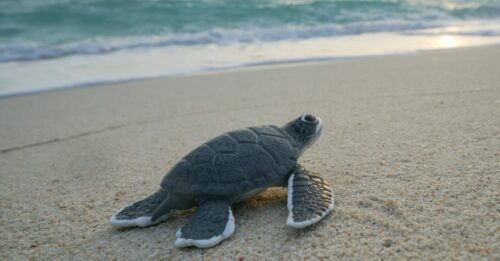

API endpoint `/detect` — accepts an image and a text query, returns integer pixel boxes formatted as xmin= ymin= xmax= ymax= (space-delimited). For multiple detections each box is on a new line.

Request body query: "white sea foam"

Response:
xmin=2 ymin=22 xmax=500 ymax=98
xmin=0 ymin=19 xmax=470 ymax=63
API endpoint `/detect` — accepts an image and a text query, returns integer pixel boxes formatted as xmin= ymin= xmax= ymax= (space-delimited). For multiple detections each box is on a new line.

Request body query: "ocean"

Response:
xmin=1 ymin=0 xmax=500 ymax=96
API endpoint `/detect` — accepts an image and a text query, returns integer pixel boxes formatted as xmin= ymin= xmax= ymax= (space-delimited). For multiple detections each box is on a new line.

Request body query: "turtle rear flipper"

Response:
xmin=175 ymin=199 xmax=235 ymax=248
xmin=110 ymin=188 xmax=173 ymax=227
xmin=287 ymin=165 xmax=334 ymax=228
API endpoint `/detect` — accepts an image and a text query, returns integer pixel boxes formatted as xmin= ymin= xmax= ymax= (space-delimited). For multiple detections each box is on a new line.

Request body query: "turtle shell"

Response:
xmin=160 ymin=125 xmax=300 ymax=197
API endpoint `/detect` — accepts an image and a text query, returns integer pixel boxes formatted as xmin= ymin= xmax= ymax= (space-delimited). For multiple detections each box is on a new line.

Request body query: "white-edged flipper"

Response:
xmin=175 ymin=200 xmax=235 ymax=248
xmin=109 ymin=207 xmax=171 ymax=227
xmin=109 ymin=189 xmax=171 ymax=227
xmin=287 ymin=165 xmax=334 ymax=228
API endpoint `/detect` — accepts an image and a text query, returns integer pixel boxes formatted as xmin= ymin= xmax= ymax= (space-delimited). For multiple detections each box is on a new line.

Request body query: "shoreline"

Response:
xmin=1 ymin=44 xmax=499 ymax=260
xmin=3 ymin=22 xmax=500 ymax=97
xmin=2 ymin=41 xmax=500 ymax=99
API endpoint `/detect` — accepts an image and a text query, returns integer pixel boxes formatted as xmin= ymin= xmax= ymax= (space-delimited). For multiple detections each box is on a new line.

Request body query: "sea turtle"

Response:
xmin=110 ymin=114 xmax=334 ymax=248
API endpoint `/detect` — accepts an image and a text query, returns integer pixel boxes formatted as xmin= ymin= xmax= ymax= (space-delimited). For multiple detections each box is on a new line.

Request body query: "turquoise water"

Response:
xmin=1 ymin=0 xmax=500 ymax=95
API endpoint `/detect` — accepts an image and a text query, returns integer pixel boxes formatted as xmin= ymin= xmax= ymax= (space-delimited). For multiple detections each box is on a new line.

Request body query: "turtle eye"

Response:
xmin=302 ymin=114 xmax=317 ymax=123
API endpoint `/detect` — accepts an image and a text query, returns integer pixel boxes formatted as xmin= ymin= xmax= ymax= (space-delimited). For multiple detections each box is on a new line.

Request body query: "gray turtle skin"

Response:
xmin=110 ymin=114 xmax=334 ymax=248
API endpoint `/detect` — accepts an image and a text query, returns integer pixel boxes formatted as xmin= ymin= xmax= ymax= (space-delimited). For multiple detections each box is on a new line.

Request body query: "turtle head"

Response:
xmin=283 ymin=114 xmax=323 ymax=153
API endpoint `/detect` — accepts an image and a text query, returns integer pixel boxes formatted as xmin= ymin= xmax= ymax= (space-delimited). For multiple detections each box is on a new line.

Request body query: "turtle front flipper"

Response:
xmin=287 ymin=165 xmax=334 ymax=228
xmin=175 ymin=199 xmax=235 ymax=248
xmin=110 ymin=188 xmax=172 ymax=227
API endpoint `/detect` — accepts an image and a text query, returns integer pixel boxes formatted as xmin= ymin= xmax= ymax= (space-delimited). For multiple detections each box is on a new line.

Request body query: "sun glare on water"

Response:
xmin=436 ymin=35 xmax=460 ymax=48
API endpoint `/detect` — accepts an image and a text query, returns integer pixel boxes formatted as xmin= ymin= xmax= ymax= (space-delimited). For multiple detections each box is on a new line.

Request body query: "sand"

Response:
xmin=1 ymin=45 xmax=499 ymax=260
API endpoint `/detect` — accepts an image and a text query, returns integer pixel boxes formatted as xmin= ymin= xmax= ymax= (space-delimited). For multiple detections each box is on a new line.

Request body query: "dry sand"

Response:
xmin=1 ymin=45 xmax=499 ymax=260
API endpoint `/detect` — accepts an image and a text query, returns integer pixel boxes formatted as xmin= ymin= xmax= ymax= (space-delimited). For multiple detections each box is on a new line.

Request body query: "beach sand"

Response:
xmin=1 ymin=45 xmax=499 ymax=260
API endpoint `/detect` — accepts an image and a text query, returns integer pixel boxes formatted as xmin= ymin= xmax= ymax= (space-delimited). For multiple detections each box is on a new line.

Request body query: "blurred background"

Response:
xmin=1 ymin=0 xmax=500 ymax=96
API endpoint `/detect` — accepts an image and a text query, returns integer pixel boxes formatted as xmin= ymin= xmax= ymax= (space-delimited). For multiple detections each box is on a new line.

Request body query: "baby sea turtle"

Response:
xmin=110 ymin=114 xmax=334 ymax=248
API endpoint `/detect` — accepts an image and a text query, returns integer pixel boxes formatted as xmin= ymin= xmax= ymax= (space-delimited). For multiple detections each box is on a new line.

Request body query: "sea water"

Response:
xmin=1 ymin=0 xmax=500 ymax=96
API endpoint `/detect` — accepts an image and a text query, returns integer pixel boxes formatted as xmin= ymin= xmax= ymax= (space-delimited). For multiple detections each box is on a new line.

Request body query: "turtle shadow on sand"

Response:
xmin=95 ymin=188 xmax=289 ymax=255
xmin=97 ymin=189 xmax=325 ymax=258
